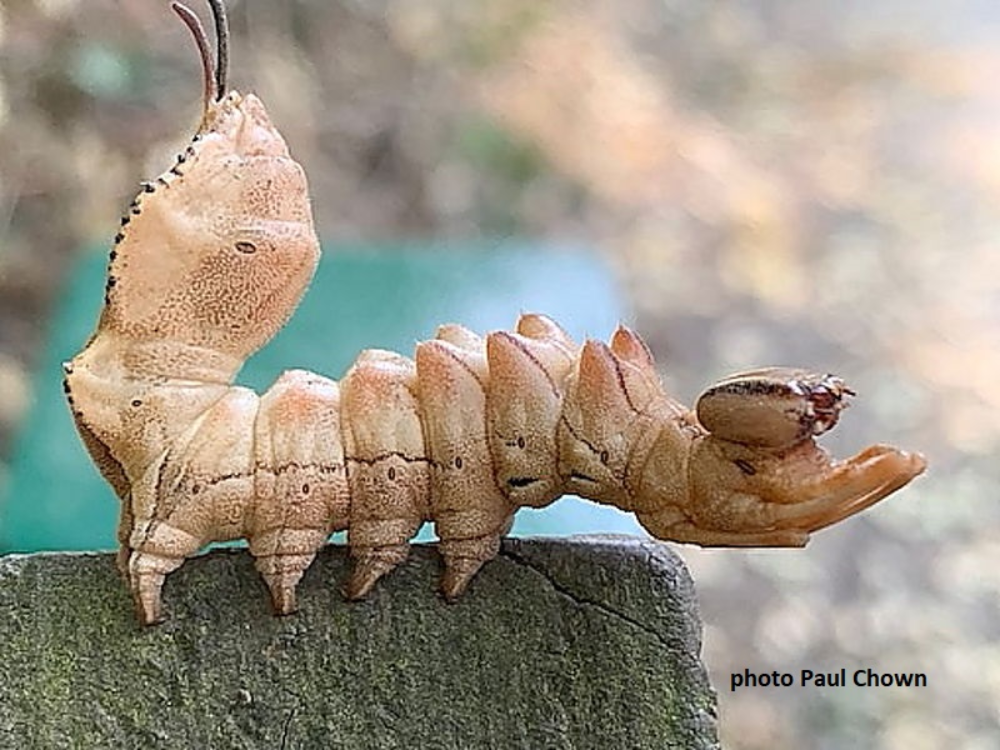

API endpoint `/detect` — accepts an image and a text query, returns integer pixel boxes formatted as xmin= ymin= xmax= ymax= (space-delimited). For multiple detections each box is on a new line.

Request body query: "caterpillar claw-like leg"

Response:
xmin=670 ymin=437 xmax=927 ymax=548
xmin=766 ymin=445 xmax=927 ymax=533
xmin=666 ymin=368 xmax=927 ymax=547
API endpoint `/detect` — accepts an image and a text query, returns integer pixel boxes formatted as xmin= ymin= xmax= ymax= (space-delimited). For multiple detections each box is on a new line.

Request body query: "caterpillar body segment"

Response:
xmin=250 ymin=369 xmax=348 ymax=615
xmin=485 ymin=320 xmax=575 ymax=509
xmin=339 ymin=351 xmax=430 ymax=601
xmin=64 ymin=1 xmax=927 ymax=625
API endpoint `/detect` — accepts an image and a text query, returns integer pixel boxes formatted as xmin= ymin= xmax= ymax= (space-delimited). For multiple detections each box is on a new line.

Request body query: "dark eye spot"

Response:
xmin=235 ymin=241 xmax=257 ymax=254
xmin=516 ymin=436 xmax=526 ymax=449
xmin=131 ymin=399 xmax=142 ymax=407
xmin=599 ymin=450 xmax=609 ymax=463
xmin=734 ymin=459 xmax=756 ymax=476
xmin=387 ymin=467 xmax=396 ymax=481
xmin=454 ymin=456 xmax=463 ymax=469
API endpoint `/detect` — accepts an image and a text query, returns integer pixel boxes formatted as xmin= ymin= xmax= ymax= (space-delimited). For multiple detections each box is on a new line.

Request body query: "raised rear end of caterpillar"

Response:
xmin=64 ymin=1 xmax=926 ymax=625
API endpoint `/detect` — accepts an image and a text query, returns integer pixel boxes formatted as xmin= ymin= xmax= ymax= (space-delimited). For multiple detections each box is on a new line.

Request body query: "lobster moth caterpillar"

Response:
xmin=63 ymin=1 xmax=927 ymax=625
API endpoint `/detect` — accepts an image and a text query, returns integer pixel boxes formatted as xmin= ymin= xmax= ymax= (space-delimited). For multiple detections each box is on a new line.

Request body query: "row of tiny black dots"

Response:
xmin=62 ymin=374 xmax=75 ymax=412
xmin=103 ymin=134 xmax=204 ymax=305
xmin=60 ymin=361 xmax=83 ymax=420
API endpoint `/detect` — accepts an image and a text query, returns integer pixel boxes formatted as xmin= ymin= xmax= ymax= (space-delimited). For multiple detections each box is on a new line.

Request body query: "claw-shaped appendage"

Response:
xmin=636 ymin=367 xmax=927 ymax=547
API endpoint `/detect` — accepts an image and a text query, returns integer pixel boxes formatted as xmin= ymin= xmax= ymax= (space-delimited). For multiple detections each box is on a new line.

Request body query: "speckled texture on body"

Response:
xmin=0 ymin=536 xmax=718 ymax=750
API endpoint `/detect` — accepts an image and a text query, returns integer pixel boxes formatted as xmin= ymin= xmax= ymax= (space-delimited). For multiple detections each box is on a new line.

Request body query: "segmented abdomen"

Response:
xmin=124 ymin=312 xmax=686 ymax=615
xmin=334 ymin=313 xmax=578 ymax=599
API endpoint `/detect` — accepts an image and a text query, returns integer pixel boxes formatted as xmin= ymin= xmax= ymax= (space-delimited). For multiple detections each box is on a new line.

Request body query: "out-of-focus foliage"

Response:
xmin=1 ymin=0 xmax=997 ymax=747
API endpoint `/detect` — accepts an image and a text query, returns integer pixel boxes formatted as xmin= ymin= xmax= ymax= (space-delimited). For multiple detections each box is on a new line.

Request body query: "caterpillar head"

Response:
xmin=98 ymin=1 xmax=319 ymax=369
xmin=671 ymin=368 xmax=926 ymax=544
xmin=559 ymin=331 xmax=926 ymax=546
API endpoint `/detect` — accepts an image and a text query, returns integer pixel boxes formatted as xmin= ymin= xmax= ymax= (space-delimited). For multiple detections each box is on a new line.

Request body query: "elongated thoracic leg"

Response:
xmin=674 ymin=436 xmax=927 ymax=546
xmin=755 ymin=444 xmax=925 ymax=532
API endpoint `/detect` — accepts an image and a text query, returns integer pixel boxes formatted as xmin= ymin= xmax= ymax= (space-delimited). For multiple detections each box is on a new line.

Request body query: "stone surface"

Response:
xmin=0 ymin=535 xmax=719 ymax=749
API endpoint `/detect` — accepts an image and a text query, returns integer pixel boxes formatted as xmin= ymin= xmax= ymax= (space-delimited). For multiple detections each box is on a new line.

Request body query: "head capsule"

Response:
xmin=695 ymin=367 xmax=853 ymax=449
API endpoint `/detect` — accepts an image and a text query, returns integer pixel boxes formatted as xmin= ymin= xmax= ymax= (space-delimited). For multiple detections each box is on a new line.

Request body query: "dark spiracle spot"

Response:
xmin=235 ymin=241 xmax=257 ymax=254
xmin=734 ymin=458 xmax=756 ymax=476
xmin=508 ymin=477 xmax=538 ymax=488
xmin=191 ymin=484 xmax=201 ymax=495
xmin=387 ymin=467 xmax=396 ymax=481
xmin=516 ymin=436 xmax=526 ymax=449
xmin=454 ymin=456 xmax=463 ymax=469
xmin=130 ymin=399 xmax=142 ymax=407
xmin=599 ymin=449 xmax=610 ymax=463
xmin=301 ymin=483 xmax=310 ymax=495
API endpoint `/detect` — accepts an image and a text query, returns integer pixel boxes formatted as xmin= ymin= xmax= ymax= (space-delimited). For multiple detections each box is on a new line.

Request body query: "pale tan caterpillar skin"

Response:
xmin=64 ymin=2 xmax=927 ymax=626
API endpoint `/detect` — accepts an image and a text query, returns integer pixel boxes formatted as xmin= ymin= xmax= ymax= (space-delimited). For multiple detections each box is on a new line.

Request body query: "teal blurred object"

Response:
xmin=1 ymin=241 xmax=645 ymax=553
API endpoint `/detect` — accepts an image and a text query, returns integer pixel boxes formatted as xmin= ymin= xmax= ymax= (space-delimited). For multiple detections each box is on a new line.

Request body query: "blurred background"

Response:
xmin=1 ymin=0 xmax=997 ymax=746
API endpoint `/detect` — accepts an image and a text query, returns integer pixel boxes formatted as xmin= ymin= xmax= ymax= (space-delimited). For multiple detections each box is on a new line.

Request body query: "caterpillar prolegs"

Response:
xmin=64 ymin=1 xmax=927 ymax=625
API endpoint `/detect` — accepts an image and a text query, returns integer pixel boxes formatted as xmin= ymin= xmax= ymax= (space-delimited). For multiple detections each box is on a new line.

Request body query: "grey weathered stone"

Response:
xmin=0 ymin=535 xmax=719 ymax=749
